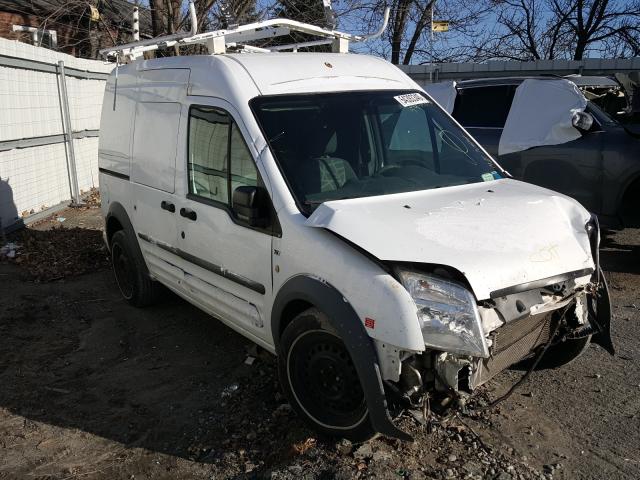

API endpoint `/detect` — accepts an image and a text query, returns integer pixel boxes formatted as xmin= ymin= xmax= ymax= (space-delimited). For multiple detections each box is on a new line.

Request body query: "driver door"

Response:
xmin=173 ymin=99 xmax=277 ymax=342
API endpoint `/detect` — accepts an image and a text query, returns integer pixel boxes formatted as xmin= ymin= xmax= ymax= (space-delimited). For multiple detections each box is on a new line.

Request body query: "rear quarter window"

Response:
xmin=453 ymin=85 xmax=516 ymax=128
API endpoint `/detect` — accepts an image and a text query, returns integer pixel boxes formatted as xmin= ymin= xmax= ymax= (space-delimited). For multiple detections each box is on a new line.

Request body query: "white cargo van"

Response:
xmin=98 ymin=8 xmax=613 ymax=441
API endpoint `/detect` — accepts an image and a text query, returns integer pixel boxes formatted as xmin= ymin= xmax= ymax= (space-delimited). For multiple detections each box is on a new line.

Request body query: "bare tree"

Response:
xmin=617 ymin=26 xmax=640 ymax=56
xmin=467 ymin=0 xmax=570 ymax=60
xmin=386 ymin=0 xmax=435 ymax=64
xmin=556 ymin=0 xmax=640 ymax=59
xmin=473 ymin=0 xmax=640 ymax=60
xmin=192 ymin=0 xmax=259 ymax=31
xmin=9 ymin=0 xmax=150 ymax=57
xmin=24 ymin=0 xmax=640 ymax=62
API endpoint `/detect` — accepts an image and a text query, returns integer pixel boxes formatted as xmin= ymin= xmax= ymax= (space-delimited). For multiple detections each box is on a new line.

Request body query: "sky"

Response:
xmin=139 ymin=0 xmax=634 ymax=63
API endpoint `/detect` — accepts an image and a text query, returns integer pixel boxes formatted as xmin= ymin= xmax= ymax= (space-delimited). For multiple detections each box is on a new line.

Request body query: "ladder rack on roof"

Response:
xmin=99 ymin=1 xmax=390 ymax=62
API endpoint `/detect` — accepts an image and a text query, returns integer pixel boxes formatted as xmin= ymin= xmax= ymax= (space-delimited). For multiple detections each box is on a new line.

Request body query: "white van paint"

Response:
xmin=99 ymin=52 xmax=609 ymax=441
xmin=306 ymin=179 xmax=594 ymax=301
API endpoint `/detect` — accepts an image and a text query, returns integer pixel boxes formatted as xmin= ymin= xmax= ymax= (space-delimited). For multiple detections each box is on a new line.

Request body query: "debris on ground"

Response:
xmin=0 ymin=242 xmax=18 ymax=259
xmin=1 ymin=188 xmax=107 ymax=282
xmin=291 ymin=437 xmax=317 ymax=455
xmin=353 ymin=443 xmax=374 ymax=460
xmin=335 ymin=439 xmax=353 ymax=456
xmin=80 ymin=189 xmax=101 ymax=208
xmin=3 ymin=226 xmax=109 ymax=282
xmin=221 ymin=383 xmax=239 ymax=398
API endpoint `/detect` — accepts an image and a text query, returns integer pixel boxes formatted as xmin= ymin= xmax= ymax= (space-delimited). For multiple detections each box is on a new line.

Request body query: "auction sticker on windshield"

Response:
xmin=482 ymin=171 xmax=503 ymax=182
xmin=394 ymin=93 xmax=430 ymax=107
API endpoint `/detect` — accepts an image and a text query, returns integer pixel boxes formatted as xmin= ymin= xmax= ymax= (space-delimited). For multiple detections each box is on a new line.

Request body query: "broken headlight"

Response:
xmin=398 ymin=271 xmax=489 ymax=358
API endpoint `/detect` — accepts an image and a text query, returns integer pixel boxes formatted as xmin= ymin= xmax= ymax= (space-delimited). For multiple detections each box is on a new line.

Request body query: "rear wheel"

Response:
xmin=277 ymin=308 xmax=375 ymax=441
xmin=110 ymin=230 xmax=160 ymax=307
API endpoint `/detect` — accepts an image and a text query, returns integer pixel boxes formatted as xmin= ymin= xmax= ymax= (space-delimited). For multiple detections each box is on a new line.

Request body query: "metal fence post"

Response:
xmin=133 ymin=6 xmax=140 ymax=41
xmin=56 ymin=60 xmax=81 ymax=206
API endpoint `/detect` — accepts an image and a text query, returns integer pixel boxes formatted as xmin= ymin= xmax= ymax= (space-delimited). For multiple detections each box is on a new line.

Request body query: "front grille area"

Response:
xmin=472 ymin=312 xmax=556 ymax=388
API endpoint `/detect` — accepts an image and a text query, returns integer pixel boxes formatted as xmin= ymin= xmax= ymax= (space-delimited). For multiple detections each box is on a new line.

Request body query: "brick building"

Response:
xmin=0 ymin=0 xmax=152 ymax=59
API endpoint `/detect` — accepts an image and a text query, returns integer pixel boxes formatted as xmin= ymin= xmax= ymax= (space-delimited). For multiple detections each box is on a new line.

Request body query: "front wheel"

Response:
xmin=277 ymin=308 xmax=376 ymax=441
xmin=534 ymin=334 xmax=591 ymax=370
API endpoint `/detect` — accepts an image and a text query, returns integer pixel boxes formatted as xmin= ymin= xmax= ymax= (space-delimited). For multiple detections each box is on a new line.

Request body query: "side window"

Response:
xmin=188 ymin=106 xmax=230 ymax=203
xmin=230 ymin=122 xmax=258 ymax=191
xmin=452 ymin=86 xmax=515 ymax=128
xmin=188 ymin=106 xmax=267 ymax=227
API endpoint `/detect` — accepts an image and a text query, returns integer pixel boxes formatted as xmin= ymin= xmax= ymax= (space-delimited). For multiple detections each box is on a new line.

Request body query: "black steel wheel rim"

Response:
xmin=287 ymin=330 xmax=367 ymax=429
xmin=112 ymin=243 xmax=134 ymax=299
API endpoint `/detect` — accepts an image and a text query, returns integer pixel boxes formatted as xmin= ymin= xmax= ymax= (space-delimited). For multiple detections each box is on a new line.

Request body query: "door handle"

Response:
xmin=180 ymin=207 xmax=197 ymax=221
xmin=160 ymin=201 xmax=175 ymax=213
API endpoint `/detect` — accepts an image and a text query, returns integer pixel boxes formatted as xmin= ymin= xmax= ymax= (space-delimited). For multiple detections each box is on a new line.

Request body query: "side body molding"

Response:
xmin=271 ymin=275 xmax=412 ymax=441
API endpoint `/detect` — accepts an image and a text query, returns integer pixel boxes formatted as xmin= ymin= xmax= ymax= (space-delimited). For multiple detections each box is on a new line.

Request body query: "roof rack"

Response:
xmin=99 ymin=1 xmax=390 ymax=61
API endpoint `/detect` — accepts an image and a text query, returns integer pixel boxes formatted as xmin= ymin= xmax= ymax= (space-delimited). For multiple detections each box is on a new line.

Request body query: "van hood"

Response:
xmin=306 ymin=179 xmax=594 ymax=300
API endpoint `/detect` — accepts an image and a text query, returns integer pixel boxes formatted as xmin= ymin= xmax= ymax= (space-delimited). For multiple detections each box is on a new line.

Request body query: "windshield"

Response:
xmin=251 ymin=90 xmax=502 ymax=213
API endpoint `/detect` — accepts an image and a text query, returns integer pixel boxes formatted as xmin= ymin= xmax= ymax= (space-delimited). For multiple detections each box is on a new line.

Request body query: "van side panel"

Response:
xmin=136 ymin=68 xmax=190 ymax=102
xmin=129 ymin=68 xmax=190 ymax=194
xmin=98 ymin=65 xmax=137 ymax=177
xmin=131 ymin=102 xmax=181 ymax=193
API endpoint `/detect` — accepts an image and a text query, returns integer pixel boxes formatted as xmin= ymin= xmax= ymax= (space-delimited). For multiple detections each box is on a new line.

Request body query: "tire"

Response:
xmin=533 ymin=269 xmax=614 ymax=369
xmin=277 ymin=308 xmax=376 ymax=441
xmin=110 ymin=230 xmax=160 ymax=307
xmin=534 ymin=335 xmax=591 ymax=370
xmin=534 ymin=296 xmax=597 ymax=370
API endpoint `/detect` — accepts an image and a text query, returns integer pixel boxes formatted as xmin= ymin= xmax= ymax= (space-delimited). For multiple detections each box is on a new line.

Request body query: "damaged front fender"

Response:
xmin=272 ymin=275 xmax=413 ymax=441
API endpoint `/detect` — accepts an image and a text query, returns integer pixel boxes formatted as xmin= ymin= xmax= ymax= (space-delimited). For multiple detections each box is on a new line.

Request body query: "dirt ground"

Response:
xmin=0 ymin=196 xmax=638 ymax=480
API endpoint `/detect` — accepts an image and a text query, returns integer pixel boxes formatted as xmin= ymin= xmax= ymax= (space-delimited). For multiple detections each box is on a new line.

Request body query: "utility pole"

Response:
xmin=133 ymin=5 xmax=140 ymax=41
xmin=431 ymin=0 xmax=435 ymax=41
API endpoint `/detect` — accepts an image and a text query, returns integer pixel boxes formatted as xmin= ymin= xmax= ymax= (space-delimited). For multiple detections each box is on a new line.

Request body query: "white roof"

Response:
xmin=117 ymin=53 xmax=418 ymax=104
xmin=223 ymin=53 xmax=413 ymax=95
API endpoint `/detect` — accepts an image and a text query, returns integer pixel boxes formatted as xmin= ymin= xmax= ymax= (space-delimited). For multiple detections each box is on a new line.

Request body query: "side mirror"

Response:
xmin=572 ymin=111 xmax=594 ymax=131
xmin=232 ymin=185 xmax=270 ymax=228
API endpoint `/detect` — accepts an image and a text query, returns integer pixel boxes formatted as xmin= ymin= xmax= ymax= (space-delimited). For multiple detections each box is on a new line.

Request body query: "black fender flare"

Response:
xmin=272 ymin=275 xmax=412 ymax=441
xmin=586 ymin=214 xmax=614 ymax=355
xmin=106 ymin=202 xmax=150 ymax=277
xmin=591 ymin=268 xmax=615 ymax=355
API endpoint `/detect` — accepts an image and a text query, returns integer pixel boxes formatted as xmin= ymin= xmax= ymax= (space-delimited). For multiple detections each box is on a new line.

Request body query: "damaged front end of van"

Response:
xmin=253 ymin=88 xmax=615 ymax=441
xmin=392 ymin=248 xmax=613 ymax=407
xmin=306 ymin=182 xmax=614 ymax=438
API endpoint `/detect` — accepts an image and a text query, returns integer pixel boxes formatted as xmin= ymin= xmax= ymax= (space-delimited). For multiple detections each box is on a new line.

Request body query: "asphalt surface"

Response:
xmin=0 ymin=201 xmax=638 ymax=479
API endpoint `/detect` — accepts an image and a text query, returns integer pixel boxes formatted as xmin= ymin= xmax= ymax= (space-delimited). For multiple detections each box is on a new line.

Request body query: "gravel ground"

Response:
xmin=0 ymin=198 xmax=638 ymax=480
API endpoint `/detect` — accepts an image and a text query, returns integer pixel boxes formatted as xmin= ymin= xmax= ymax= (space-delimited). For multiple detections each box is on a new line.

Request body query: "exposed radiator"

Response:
xmin=472 ymin=312 xmax=556 ymax=388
